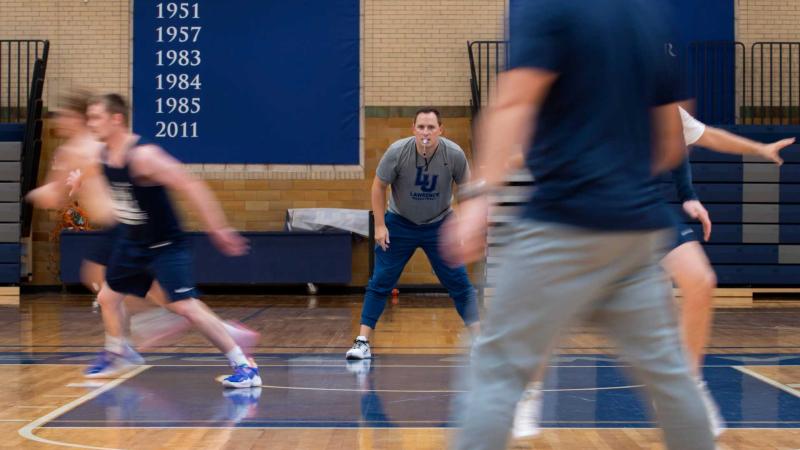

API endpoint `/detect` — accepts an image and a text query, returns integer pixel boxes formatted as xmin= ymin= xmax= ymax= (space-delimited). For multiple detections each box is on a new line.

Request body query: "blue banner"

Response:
xmin=133 ymin=0 xmax=360 ymax=164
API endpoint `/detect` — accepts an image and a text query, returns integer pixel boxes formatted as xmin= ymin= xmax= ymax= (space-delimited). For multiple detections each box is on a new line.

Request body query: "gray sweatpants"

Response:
xmin=454 ymin=220 xmax=714 ymax=450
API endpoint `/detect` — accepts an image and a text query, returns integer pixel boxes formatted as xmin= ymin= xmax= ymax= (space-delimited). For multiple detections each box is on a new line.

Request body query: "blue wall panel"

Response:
xmin=0 ymin=124 xmax=23 ymax=142
xmin=703 ymin=245 xmax=778 ymax=264
xmin=60 ymin=231 xmax=352 ymax=285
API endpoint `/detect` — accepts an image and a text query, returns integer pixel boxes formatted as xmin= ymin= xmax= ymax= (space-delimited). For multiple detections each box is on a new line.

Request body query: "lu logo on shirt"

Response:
xmin=414 ymin=167 xmax=438 ymax=193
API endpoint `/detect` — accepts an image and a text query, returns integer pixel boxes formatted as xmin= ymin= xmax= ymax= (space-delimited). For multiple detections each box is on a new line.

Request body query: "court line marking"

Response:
xmin=237 ymin=307 xmax=267 ymax=323
xmin=42 ymin=419 xmax=800 ymax=425
xmin=67 ymin=382 xmax=106 ymax=388
xmin=247 ymin=383 xmax=644 ymax=394
xmin=734 ymin=366 xmax=800 ymax=398
xmin=18 ymin=365 xmax=151 ymax=450
xmin=33 ymin=426 xmax=800 ymax=430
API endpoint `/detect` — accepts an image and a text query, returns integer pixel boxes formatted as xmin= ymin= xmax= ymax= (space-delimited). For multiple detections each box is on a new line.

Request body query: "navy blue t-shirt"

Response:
xmin=511 ymin=0 xmax=684 ymax=230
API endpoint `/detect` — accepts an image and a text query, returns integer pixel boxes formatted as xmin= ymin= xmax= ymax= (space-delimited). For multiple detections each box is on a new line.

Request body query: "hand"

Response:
xmin=439 ymin=196 xmax=489 ymax=267
xmin=375 ymin=224 xmax=390 ymax=251
xmin=66 ymin=169 xmax=82 ymax=197
xmin=757 ymin=137 xmax=796 ymax=165
xmin=682 ymin=200 xmax=712 ymax=241
xmin=209 ymin=227 xmax=249 ymax=256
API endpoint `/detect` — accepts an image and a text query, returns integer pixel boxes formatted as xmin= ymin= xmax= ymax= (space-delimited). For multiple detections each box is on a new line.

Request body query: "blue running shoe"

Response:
xmin=222 ymin=364 xmax=262 ymax=389
xmin=85 ymin=351 xmax=114 ymax=377
xmin=84 ymin=351 xmax=136 ymax=379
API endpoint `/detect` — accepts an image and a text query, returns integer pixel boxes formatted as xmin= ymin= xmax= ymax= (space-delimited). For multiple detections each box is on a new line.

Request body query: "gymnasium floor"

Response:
xmin=2 ymin=294 xmax=799 ymax=449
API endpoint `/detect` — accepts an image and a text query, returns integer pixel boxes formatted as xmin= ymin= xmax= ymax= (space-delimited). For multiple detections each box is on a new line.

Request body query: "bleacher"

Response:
xmin=661 ymin=127 xmax=800 ymax=285
xmin=0 ymin=123 xmax=23 ymax=284
xmin=0 ymin=40 xmax=49 ymax=292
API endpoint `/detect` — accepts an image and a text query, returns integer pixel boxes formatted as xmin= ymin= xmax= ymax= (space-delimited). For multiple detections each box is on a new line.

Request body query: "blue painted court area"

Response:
xmin=6 ymin=353 xmax=799 ymax=429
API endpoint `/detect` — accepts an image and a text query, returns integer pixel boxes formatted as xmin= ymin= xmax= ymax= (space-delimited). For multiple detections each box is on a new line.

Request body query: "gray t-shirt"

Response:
xmin=376 ymin=136 xmax=470 ymax=225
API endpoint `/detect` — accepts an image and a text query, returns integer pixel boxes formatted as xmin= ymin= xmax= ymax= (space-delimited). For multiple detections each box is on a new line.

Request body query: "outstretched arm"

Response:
xmin=131 ymin=145 xmax=247 ymax=256
xmin=696 ymin=127 xmax=795 ymax=165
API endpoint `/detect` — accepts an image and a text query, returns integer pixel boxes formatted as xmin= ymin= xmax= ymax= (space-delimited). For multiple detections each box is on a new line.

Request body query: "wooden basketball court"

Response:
xmin=0 ymin=292 xmax=797 ymax=449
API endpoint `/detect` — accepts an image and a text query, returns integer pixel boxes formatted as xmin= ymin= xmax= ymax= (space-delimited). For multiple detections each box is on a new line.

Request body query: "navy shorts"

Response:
xmin=105 ymin=236 xmax=198 ymax=302
xmin=673 ymin=224 xmax=698 ymax=250
xmin=83 ymin=226 xmax=122 ymax=266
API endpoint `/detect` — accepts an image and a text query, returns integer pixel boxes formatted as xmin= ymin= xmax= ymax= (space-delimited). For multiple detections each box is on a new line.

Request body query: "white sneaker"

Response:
xmin=697 ymin=379 xmax=726 ymax=438
xmin=512 ymin=385 xmax=542 ymax=438
xmin=345 ymin=336 xmax=371 ymax=360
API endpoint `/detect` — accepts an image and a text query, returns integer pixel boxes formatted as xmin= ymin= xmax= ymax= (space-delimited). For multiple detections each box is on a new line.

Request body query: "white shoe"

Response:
xmin=697 ymin=379 xmax=726 ymax=438
xmin=345 ymin=336 xmax=371 ymax=360
xmin=512 ymin=386 xmax=542 ymax=438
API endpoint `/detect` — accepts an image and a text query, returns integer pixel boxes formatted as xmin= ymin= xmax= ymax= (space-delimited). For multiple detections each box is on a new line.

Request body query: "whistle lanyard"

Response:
xmin=415 ymin=141 xmax=442 ymax=172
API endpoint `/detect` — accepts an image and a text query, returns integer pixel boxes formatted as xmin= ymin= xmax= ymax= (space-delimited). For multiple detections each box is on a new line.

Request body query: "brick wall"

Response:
xmin=11 ymin=0 xmax=490 ymax=286
xmin=4 ymin=0 xmax=793 ymax=123
xmin=736 ymin=0 xmax=800 ymax=44
xmin=0 ymin=0 xmax=130 ymax=108
xmin=15 ymin=1 xmax=792 ymax=285
xmin=364 ymin=0 xmax=505 ymax=106
xmin=31 ymin=116 xmax=476 ymax=285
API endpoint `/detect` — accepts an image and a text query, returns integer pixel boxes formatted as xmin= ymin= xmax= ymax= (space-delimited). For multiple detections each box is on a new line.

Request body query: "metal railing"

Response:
xmin=748 ymin=42 xmax=800 ymax=125
xmin=0 ymin=40 xmax=49 ymax=123
xmin=468 ymin=39 xmax=800 ymax=126
xmin=467 ymin=40 xmax=508 ymax=117
xmin=20 ymin=57 xmax=47 ymax=237
xmin=0 ymin=40 xmax=49 ymax=237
